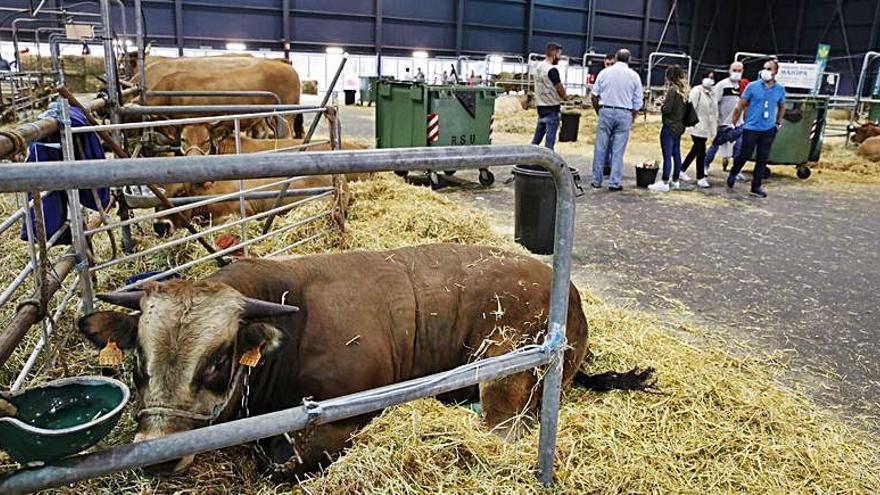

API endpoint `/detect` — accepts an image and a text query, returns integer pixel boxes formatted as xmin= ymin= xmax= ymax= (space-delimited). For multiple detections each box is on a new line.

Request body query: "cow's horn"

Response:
xmin=242 ymin=297 xmax=299 ymax=318
xmin=97 ymin=290 xmax=144 ymax=310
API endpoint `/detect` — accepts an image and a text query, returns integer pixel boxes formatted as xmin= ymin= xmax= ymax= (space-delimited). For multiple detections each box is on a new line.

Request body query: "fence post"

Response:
xmin=59 ymin=99 xmax=95 ymax=314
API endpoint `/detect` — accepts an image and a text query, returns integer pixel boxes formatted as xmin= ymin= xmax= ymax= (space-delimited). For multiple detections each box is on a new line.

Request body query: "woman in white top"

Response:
xmin=681 ymin=70 xmax=719 ymax=188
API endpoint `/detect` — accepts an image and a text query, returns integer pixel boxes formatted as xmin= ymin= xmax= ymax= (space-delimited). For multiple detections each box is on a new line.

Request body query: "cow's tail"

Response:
xmin=293 ymin=114 xmax=304 ymax=139
xmin=574 ymin=367 xmax=656 ymax=392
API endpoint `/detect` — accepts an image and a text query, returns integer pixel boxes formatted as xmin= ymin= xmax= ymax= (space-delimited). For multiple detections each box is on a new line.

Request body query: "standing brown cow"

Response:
xmin=79 ymin=244 xmax=653 ymax=478
xmin=133 ymin=56 xmax=304 ymax=138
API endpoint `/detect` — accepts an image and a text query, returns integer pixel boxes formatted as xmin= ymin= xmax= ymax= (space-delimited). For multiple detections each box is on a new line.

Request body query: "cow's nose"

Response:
xmin=142 ymin=455 xmax=195 ymax=476
xmin=135 ymin=431 xmax=195 ymax=475
xmin=153 ymin=219 xmax=173 ymax=238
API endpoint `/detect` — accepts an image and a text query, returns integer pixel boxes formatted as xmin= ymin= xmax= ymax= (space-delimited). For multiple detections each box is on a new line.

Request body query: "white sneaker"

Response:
xmin=735 ymin=173 xmax=748 ymax=182
xmin=648 ymin=182 xmax=670 ymax=192
xmin=703 ymin=166 xmax=711 ymax=176
xmin=697 ymin=178 xmax=710 ymax=188
xmin=670 ymin=181 xmax=681 ymax=190
xmin=679 ymin=172 xmax=692 ymax=182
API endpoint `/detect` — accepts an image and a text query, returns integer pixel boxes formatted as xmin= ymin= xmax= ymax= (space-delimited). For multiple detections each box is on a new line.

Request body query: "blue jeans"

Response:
xmin=532 ymin=112 xmax=561 ymax=150
xmin=660 ymin=125 xmax=682 ymax=182
xmin=729 ymin=127 xmax=778 ymax=192
xmin=591 ymin=107 xmax=632 ymax=187
xmin=704 ymin=125 xmax=743 ymax=169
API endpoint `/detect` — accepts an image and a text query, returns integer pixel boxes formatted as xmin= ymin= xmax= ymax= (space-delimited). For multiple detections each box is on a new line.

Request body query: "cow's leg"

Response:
xmin=267 ymin=414 xmax=372 ymax=480
xmin=479 ymin=369 xmax=540 ymax=441
xmin=293 ymin=114 xmax=304 ymax=139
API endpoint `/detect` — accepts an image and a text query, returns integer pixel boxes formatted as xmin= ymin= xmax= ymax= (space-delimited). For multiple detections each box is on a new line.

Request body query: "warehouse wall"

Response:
xmin=1 ymin=1 xmax=876 ymax=92
xmin=0 ymin=0 xmax=711 ymax=72
xmin=734 ymin=0 xmax=880 ymax=94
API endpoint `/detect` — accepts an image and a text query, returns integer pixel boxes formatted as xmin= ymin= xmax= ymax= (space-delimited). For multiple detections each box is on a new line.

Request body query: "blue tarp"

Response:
xmin=21 ymin=105 xmax=110 ymax=245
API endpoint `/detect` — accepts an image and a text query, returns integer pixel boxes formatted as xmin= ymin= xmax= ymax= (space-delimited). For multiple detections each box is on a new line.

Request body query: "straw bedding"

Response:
xmin=0 ymin=175 xmax=877 ymax=493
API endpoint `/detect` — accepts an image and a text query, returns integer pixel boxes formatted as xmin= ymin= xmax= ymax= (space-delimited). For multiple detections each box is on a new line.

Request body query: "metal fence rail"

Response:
xmin=0 ymin=145 xmax=576 ymax=492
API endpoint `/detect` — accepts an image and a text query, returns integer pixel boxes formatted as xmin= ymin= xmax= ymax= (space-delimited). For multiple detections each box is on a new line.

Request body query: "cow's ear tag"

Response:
xmin=239 ymin=345 xmax=263 ymax=367
xmin=99 ymin=339 xmax=124 ymax=366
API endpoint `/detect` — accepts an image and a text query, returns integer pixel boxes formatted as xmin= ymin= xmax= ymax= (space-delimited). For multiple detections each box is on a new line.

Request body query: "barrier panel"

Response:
xmin=0 ymin=145 xmax=576 ymax=492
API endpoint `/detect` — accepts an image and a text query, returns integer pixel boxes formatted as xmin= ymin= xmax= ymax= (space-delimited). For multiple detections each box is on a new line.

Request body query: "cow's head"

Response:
xmin=853 ymin=122 xmax=880 ymax=144
xmin=78 ymin=281 xmax=296 ymax=474
xmin=180 ymin=124 xmax=230 ymax=156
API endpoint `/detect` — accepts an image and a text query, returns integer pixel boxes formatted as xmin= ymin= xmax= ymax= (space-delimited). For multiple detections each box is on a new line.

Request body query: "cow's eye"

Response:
xmin=200 ymin=348 xmax=232 ymax=394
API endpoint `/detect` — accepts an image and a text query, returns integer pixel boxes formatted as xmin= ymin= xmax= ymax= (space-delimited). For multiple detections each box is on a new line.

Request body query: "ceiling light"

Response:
xmin=226 ymin=42 xmax=247 ymax=51
xmin=326 ymin=46 xmax=344 ymax=55
xmin=412 ymin=50 xmax=429 ymax=59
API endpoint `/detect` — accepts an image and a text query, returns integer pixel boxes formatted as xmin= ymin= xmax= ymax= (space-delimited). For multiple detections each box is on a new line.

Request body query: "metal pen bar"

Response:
xmin=59 ymin=99 xmax=95 ymax=314
xmin=90 ymin=192 xmax=334 ymax=273
xmin=118 ymin=104 xmax=319 ymax=115
xmin=10 ymin=273 xmax=80 ymax=392
xmin=71 ymin=106 xmax=324 ymax=133
xmin=146 ymin=90 xmax=282 ymax=102
xmin=0 ymin=346 xmax=549 ymax=495
xmin=114 ymin=210 xmax=333 ymax=293
xmin=234 ymin=119 xmax=248 ymax=257
xmin=0 ymin=224 xmax=71 ymax=311
xmin=0 ymin=192 xmax=51 ymax=238
xmin=0 ymin=146 xmax=566 ymax=193
xmin=252 ymin=140 xmax=331 ymax=154
xmin=87 ymin=177 xmax=322 ymax=235
xmin=266 ymin=231 xmax=328 ymax=257
xmin=123 ymin=187 xmax=333 ymax=209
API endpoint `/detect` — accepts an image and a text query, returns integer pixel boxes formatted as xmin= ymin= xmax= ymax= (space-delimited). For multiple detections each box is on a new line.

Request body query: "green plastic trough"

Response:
xmin=0 ymin=376 xmax=129 ymax=464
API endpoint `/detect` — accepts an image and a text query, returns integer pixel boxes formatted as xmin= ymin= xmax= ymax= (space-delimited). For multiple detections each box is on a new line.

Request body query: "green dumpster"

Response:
xmin=375 ymin=81 xmax=502 ymax=188
xmin=752 ymin=95 xmax=828 ymax=179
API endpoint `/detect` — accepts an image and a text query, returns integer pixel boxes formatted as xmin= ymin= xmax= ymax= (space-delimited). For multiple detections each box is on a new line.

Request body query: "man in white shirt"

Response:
xmin=531 ymin=42 xmax=567 ymax=150
xmin=590 ymin=49 xmax=643 ymax=191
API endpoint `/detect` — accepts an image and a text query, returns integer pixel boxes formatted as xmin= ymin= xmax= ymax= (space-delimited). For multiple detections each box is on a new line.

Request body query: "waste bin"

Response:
xmin=559 ymin=111 xmax=580 ymax=142
xmin=375 ymin=81 xmax=502 ymax=187
xmin=752 ymin=95 xmax=828 ymax=179
xmin=344 ymin=89 xmax=357 ymax=105
xmin=512 ymin=165 xmax=580 ymax=255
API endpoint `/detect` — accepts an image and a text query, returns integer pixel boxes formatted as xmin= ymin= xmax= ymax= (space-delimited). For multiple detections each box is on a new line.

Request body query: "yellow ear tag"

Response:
xmin=98 ymin=340 xmax=124 ymax=367
xmin=239 ymin=345 xmax=263 ymax=367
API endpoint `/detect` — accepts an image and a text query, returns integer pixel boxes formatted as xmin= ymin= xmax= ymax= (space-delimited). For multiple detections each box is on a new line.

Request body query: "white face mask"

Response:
xmin=760 ymin=69 xmax=774 ymax=82
xmin=729 ymin=71 xmax=742 ymax=82
xmin=702 ymin=78 xmax=714 ymax=88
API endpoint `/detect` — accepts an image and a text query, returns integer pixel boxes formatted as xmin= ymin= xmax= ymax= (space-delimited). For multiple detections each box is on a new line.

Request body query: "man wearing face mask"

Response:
xmin=726 ymin=60 xmax=786 ymax=198
xmin=531 ymin=41 xmax=567 ymax=150
xmin=703 ymin=62 xmax=746 ymax=177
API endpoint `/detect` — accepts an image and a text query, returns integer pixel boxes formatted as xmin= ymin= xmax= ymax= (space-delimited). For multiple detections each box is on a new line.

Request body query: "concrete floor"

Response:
xmin=336 ymin=104 xmax=880 ymax=421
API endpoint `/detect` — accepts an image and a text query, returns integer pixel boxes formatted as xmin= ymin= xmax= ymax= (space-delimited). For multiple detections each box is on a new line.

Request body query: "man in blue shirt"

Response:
xmin=726 ymin=60 xmax=786 ymax=198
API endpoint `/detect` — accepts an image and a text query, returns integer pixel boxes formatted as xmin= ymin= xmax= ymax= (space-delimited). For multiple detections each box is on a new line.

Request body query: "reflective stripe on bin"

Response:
xmin=427 ymin=113 xmax=440 ymax=144
xmin=810 ymin=119 xmax=819 ymax=141
xmin=490 ymin=115 xmax=495 ymax=144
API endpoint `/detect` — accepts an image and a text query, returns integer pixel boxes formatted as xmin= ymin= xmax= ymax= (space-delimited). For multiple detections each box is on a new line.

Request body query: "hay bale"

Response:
xmin=302 ymin=80 xmax=318 ymax=95
xmin=494 ymin=95 xmax=524 ymax=114
xmin=827 ymin=109 xmax=851 ymax=121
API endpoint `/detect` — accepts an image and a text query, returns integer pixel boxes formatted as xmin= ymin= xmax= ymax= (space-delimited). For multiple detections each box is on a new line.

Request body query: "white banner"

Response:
xmin=776 ymin=62 xmax=820 ymax=89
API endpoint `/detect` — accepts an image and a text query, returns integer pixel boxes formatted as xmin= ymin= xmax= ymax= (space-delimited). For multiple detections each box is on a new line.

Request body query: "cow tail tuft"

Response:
xmin=574 ymin=367 xmax=657 ymax=392
xmin=294 ymin=114 xmax=304 ymax=139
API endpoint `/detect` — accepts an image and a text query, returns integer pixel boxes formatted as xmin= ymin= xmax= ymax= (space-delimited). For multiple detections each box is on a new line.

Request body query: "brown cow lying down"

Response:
xmin=179 ymin=123 xmax=370 ymax=158
xmin=857 ymin=135 xmax=880 ymax=162
xmin=78 ymin=244 xmax=654 ymax=478
xmin=155 ymin=174 xmax=347 ymax=236
xmin=852 ymin=122 xmax=880 ymax=144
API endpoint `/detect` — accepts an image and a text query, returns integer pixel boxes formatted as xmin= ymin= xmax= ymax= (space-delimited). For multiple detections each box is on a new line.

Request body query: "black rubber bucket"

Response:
xmin=635 ymin=166 xmax=658 ymax=188
xmin=513 ymin=165 xmax=579 ymax=255
xmin=559 ymin=112 xmax=580 ymax=142
xmin=344 ymin=89 xmax=357 ymax=105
